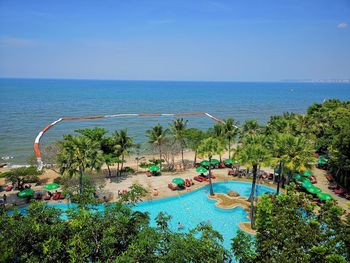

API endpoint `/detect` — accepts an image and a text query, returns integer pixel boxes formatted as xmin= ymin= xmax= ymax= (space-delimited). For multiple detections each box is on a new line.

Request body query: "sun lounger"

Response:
xmin=194 ymin=176 xmax=205 ymax=182
xmin=325 ymin=174 xmax=334 ymax=182
xmin=310 ymin=176 xmax=317 ymax=184
xmin=5 ymin=185 xmax=13 ymax=191
xmin=168 ymin=183 xmax=177 ymax=191
xmin=228 ymin=170 xmax=235 ymax=175
xmin=219 ymin=163 xmax=226 ymax=168
xmin=334 ymin=188 xmax=345 ymax=195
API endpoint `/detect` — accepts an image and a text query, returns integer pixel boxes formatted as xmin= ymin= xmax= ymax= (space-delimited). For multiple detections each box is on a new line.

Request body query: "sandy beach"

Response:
xmin=1 ymin=150 xmax=348 ymax=212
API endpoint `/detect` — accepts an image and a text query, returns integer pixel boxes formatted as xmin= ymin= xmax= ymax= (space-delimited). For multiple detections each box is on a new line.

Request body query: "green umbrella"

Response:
xmin=224 ymin=159 xmax=235 ymax=164
xmin=196 ymin=167 xmax=208 ymax=173
xmin=300 ymin=177 xmax=311 ymax=183
xmin=200 ymin=160 xmax=210 ymax=166
xmin=210 ymin=159 xmax=220 ymax=165
xmin=306 ymin=186 xmax=322 ymax=194
xmin=317 ymin=159 xmax=327 ymax=165
xmin=302 ymin=181 xmax=313 ymax=188
xmin=17 ymin=188 xmax=34 ymax=198
xmin=172 ymin=178 xmax=185 ymax=185
xmin=149 ymin=165 xmax=160 ymax=172
xmin=302 ymin=171 xmax=312 ymax=177
xmin=44 ymin=183 xmax=60 ymax=190
xmin=293 ymin=173 xmax=302 ymax=181
xmin=316 ymin=192 xmax=334 ymax=201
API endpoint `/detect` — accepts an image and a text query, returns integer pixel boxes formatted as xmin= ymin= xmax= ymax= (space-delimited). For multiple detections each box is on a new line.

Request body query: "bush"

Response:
xmin=121 ymin=167 xmax=135 ymax=174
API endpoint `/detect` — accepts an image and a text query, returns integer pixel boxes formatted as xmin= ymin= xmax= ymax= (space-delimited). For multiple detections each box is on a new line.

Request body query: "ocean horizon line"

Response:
xmin=2 ymin=76 xmax=349 ymax=84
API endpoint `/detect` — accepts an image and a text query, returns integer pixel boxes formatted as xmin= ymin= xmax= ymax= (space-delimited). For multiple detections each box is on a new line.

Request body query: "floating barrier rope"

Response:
xmin=34 ymin=112 xmax=224 ymax=170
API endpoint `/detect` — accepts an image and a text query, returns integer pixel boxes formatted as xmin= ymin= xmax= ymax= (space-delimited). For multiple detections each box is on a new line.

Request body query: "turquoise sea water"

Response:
xmin=1 ymin=78 xmax=350 ymax=164
xmin=16 ymin=181 xmax=275 ymax=250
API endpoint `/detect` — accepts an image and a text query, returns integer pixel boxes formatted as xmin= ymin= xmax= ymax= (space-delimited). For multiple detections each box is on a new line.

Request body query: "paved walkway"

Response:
xmin=312 ymin=167 xmax=349 ymax=211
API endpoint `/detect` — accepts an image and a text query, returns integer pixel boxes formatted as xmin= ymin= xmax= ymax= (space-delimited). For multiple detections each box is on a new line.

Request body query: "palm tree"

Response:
xmin=269 ymin=133 xmax=291 ymax=195
xmin=209 ymin=123 xmax=226 ymax=162
xmin=57 ymin=135 xmax=103 ymax=194
xmin=237 ymin=134 xmax=271 ymax=228
xmin=222 ymin=118 xmax=238 ymax=159
xmin=184 ymin=128 xmax=208 ymax=166
xmin=241 ymin=119 xmax=262 ymax=136
xmin=170 ymin=118 xmax=188 ymax=169
xmin=146 ymin=124 xmax=168 ymax=170
xmin=113 ymin=129 xmax=134 ymax=175
xmin=197 ymin=137 xmax=225 ymax=196
xmin=282 ymin=136 xmax=315 ymax=184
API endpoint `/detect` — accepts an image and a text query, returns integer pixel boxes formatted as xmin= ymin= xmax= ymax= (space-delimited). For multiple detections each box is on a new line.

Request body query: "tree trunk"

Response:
xmin=249 ymin=164 xmax=258 ymax=229
xmin=106 ymin=163 xmax=111 ymax=178
xmin=228 ymin=138 xmax=231 ymax=159
xmin=117 ymin=162 xmax=120 ymax=177
xmin=181 ymin=148 xmax=184 ymax=170
xmin=120 ymin=155 xmax=125 ymax=175
xmin=193 ymin=151 xmax=197 ymax=167
xmin=159 ymin=146 xmax=162 ymax=170
xmin=208 ymin=156 xmax=214 ymax=196
xmin=276 ymin=162 xmax=283 ymax=195
xmin=79 ymin=167 xmax=84 ymax=194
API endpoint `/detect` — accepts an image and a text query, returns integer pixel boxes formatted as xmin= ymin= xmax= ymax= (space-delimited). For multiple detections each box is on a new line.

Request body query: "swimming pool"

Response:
xmin=14 ymin=181 xmax=275 ymax=250
xmin=133 ymin=181 xmax=275 ymax=248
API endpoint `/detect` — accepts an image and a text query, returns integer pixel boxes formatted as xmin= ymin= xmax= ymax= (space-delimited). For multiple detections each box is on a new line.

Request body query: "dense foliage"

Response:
xmin=231 ymin=187 xmax=350 ymax=263
xmin=0 ymin=196 xmax=229 ymax=262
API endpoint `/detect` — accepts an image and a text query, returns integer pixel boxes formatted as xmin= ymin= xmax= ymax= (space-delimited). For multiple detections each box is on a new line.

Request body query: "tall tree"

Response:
xmin=208 ymin=123 xmax=226 ymax=162
xmin=236 ymin=135 xmax=271 ymax=228
xmin=184 ymin=128 xmax=208 ymax=166
xmin=57 ymin=135 xmax=103 ymax=194
xmin=222 ymin=118 xmax=238 ymax=159
xmin=113 ymin=129 xmax=134 ymax=175
xmin=269 ymin=133 xmax=291 ymax=194
xmin=197 ymin=137 xmax=225 ymax=195
xmin=146 ymin=124 xmax=168 ymax=170
xmin=170 ymin=118 xmax=188 ymax=169
xmin=282 ymin=135 xmax=315 ymax=185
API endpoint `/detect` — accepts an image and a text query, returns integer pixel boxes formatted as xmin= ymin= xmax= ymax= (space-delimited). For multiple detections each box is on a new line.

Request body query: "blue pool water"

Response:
xmin=31 ymin=181 xmax=275 ymax=249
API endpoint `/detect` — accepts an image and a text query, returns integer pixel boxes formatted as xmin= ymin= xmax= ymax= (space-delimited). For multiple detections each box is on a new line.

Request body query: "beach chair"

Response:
xmin=5 ymin=185 xmax=13 ymax=191
xmin=310 ymin=176 xmax=317 ymax=184
xmin=194 ymin=176 xmax=205 ymax=182
xmin=168 ymin=183 xmax=177 ymax=191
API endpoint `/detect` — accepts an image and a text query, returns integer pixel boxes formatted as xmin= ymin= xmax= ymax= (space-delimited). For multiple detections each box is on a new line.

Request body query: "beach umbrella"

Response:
xmin=196 ymin=167 xmax=208 ymax=173
xmin=302 ymin=171 xmax=312 ymax=177
xmin=302 ymin=181 xmax=313 ymax=188
xmin=210 ymin=159 xmax=220 ymax=165
xmin=224 ymin=159 xmax=235 ymax=165
xmin=17 ymin=189 xmax=34 ymax=198
xmin=293 ymin=173 xmax=302 ymax=181
xmin=200 ymin=160 xmax=210 ymax=166
xmin=317 ymin=159 xmax=327 ymax=165
xmin=306 ymin=186 xmax=321 ymax=194
xmin=44 ymin=183 xmax=60 ymax=190
xmin=316 ymin=192 xmax=334 ymax=201
xmin=149 ymin=165 xmax=160 ymax=172
xmin=300 ymin=177 xmax=311 ymax=183
xmin=172 ymin=178 xmax=185 ymax=185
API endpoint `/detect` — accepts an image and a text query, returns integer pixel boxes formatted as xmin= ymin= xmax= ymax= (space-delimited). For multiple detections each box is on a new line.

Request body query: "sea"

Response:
xmin=1 ymin=78 xmax=350 ymax=165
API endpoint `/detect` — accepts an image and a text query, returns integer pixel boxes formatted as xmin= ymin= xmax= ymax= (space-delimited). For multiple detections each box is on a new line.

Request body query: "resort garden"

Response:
xmin=1 ymin=99 xmax=350 ymax=262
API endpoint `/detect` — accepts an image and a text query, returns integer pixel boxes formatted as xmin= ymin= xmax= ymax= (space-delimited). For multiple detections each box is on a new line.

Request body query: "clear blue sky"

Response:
xmin=0 ymin=0 xmax=349 ymax=81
